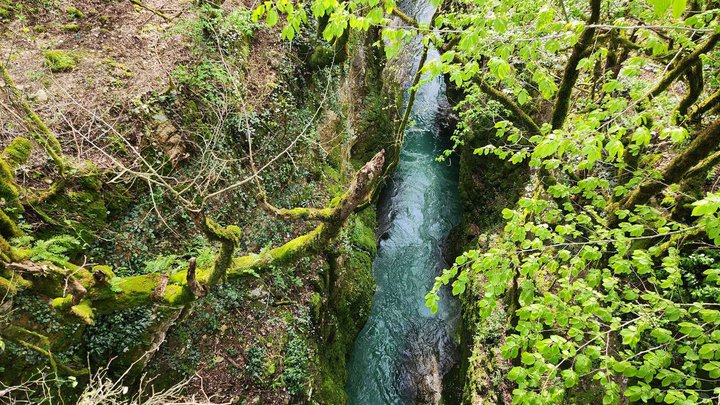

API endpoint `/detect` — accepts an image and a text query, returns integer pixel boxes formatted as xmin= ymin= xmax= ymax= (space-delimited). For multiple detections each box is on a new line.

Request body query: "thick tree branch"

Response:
xmin=128 ymin=0 xmax=171 ymax=20
xmin=476 ymin=78 xmax=542 ymax=134
xmin=392 ymin=8 xmax=418 ymax=27
xmin=260 ymin=196 xmax=334 ymax=221
xmin=672 ymin=149 xmax=720 ymax=221
xmin=609 ymin=119 xmax=720 ymax=226
xmin=550 ymin=0 xmax=601 ymax=130
xmin=689 ymin=88 xmax=720 ymax=124
xmin=649 ymin=33 xmax=719 ymax=100
xmin=675 ymin=61 xmax=703 ymax=121
xmin=0 ymin=62 xmax=67 ymax=174
xmin=2 ymin=150 xmax=385 ymax=327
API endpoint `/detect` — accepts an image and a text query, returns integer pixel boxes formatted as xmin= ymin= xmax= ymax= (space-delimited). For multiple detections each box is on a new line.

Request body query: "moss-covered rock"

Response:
xmin=314 ymin=209 xmax=377 ymax=403
xmin=65 ymin=6 xmax=84 ymax=19
xmin=44 ymin=50 xmax=78 ymax=73
xmin=62 ymin=23 xmax=80 ymax=32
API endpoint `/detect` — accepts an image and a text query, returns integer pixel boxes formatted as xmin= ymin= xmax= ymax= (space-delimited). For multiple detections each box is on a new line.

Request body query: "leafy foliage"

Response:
xmin=283 ymin=330 xmax=310 ymax=398
xmin=84 ymin=307 xmax=155 ymax=363
xmin=27 ymin=235 xmax=82 ymax=265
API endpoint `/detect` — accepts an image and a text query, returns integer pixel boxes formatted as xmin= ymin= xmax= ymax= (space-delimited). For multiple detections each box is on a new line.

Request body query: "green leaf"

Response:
xmin=252 ymin=4 xmax=266 ymax=22
xmin=650 ymin=0 xmax=672 ymax=17
xmin=507 ymin=366 xmax=526 ymax=382
xmin=266 ymin=8 xmax=279 ymax=27
xmin=575 ymin=354 xmax=591 ymax=374
xmin=281 ymin=24 xmax=295 ymax=40
xmin=561 ymin=369 xmax=578 ymax=388
xmin=521 ymin=352 xmax=535 ymax=365
xmin=518 ymin=89 xmax=529 ymax=105
xmin=671 ymin=0 xmax=686 ymax=18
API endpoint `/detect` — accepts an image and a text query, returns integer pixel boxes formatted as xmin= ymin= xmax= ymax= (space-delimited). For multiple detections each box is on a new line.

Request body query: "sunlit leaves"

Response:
xmin=488 ymin=57 xmax=512 ymax=80
xmin=649 ymin=0 xmax=687 ymax=18
xmin=649 ymin=0 xmax=672 ymax=18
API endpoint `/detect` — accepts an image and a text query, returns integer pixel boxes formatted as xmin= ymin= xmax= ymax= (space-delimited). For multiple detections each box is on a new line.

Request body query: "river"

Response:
xmin=345 ymin=4 xmax=463 ymax=402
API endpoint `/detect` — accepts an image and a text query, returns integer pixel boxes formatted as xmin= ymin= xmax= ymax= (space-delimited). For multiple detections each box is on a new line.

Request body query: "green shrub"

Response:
xmin=84 ymin=307 xmax=154 ymax=363
xmin=246 ymin=345 xmax=271 ymax=384
xmin=0 ymin=0 xmax=14 ymax=20
xmin=283 ymin=331 xmax=310 ymax=398
xmin=29 ymin=235 xmax=82 ymax=265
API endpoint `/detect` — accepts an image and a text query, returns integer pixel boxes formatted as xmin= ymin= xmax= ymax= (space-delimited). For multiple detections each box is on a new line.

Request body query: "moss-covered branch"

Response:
xmin=675 ymin=61 xmax=704 ymax=122
xmin=689 ymin=88 xmax=720 ymax=124
xmin=128 ymin=0 xmax=171 ymax=20
xmin=649 ymin=33 xmax=719 ymax=100
xmin=3 ymin=150 xmax=385 ymax=326
xmin=260 ymin=196 xmax=334 ymax=221
xmin=609 ymin=119 xmax=720 ymax=226
xmin=193 ymin=212 xmax=241 ymax=287
xmin=475 ymin=78 xmax=541 ymax=134
xmin=550 ymin=0 xmax=601 ymax=130
xmin=0 ymin=62 xmax=67 ymax=174
xmin=672 ymin=149 xmax=720 ymax=221
xmin=392 ymin=8 xmax=418 ymax=27
xmin=0 ymin=326 xmax=88 ymax=377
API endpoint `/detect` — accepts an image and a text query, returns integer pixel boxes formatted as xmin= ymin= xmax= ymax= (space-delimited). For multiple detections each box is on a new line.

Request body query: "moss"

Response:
xmin=310 ymin=292 xmax=322 ymax=322
xmin=62 ymin=23 xmax=80 ymax=32
xmin=40 ymin=189 xmax=107 ymax=244
xmin=314 ymin=211 xmax=377 ymax=403
xmin=33 ymin=25 xmax=45 ymax=32
xmin=52 ymin=294 xmax=75 ymax=310
xmin=205 ymin=218 xmax=242 ymax=242
xmin=0 ymin=209 xmax=21 ymax=238
xmin=309 ymin=46 xmax=336 ymax=69
xmin=0 ymin=157 xmax=21 ymax=216
xmin=92 ymin=265 xmax=115 ymax=280
xmin=76 ymin=162 xmax=103 ymax=191
xmin=90 ymin=275 xmax=158 ymax=313
xmin=0 ymin=235 xmax=15 ymax=261
xmin=350 ymin=217 xmax=376 ymax=254
xmin=163 ymin=284 xmax=193 ymax=305
xmin=65 ymin=6 xmax=84 ymax=19
xmin=0 ymin=276 xmax=17 ymax=296
xmin=350 ymin=91 xmax=398 ymax=168
xmin=267 ymin=226 xmax=323 ymax=263
xmin=2 ymin=137 xmax=33 ymax=168
xmin=0 ymin=0 xmax=14 ymax=20
xmin=44 ymin=50 xmax=78 ymax=73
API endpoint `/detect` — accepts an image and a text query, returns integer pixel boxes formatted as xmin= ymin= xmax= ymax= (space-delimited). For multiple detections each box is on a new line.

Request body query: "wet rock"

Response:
xmin=396 ymin=320 xmax=459 ymax=405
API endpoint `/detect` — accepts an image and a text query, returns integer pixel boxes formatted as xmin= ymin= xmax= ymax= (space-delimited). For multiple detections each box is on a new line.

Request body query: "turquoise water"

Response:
xmin=345 ymin=38 xmax=463 ymax=403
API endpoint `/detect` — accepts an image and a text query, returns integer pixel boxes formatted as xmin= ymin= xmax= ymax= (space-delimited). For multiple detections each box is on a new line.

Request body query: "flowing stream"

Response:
xmin=346 ymin=4 xmax=463 ymax=402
